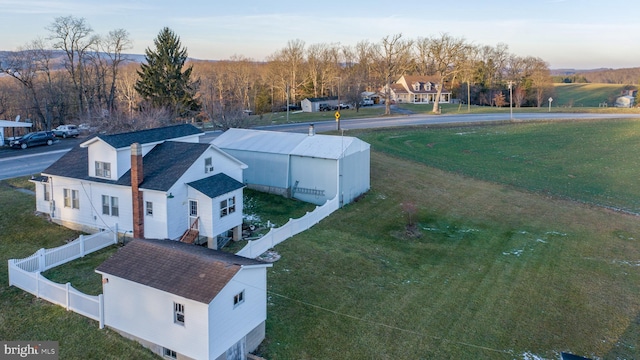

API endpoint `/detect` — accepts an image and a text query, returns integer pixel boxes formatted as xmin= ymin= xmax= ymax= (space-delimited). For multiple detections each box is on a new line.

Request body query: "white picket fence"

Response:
xmin=236 ymin=196 xmax=339 ymax=258
xmin=8 ymin=229 xmax=118 ymax=329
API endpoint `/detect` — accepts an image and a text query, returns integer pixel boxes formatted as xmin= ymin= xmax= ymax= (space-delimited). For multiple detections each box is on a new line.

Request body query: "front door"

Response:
xmin=188 ymin=199 xmax=199 ymax=230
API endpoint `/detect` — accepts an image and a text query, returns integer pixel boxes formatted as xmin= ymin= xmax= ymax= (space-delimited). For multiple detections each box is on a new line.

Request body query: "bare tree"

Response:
xmin=416 ymin=34 xmax=469 ymax=114
xmin=47 ymin=16 xmax=99 ymax=119
xmin=99 ymin=29 xmax=132 ymax=114
xmin=372 ymin=34 xmax=414 ymax=115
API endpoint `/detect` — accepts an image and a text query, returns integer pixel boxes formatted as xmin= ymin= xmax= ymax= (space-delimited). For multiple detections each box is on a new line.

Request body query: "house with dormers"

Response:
xmin=96 ymin=238 xmax=272 ymax=360
xmin=384 ymin=75 xmax=452 ymax=104
xmin=31 ymin=124 xmax=247 ymax=249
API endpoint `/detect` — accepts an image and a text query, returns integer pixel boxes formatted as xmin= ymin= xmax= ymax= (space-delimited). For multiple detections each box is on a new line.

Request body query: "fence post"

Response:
xmin=66 ymin=283 xmax=71 ymax=311
xmin=7 ymin=259 xmax=13 ymax=286
xmin=99 ymin=294 xmax=104 ymax=329
xmin=38 ymin=248 xmax=45 ymax=272
xmin=79 ymin=234 xmax=85 ymax=257
xmin=35 ymin=272 xmax=40 ymax=298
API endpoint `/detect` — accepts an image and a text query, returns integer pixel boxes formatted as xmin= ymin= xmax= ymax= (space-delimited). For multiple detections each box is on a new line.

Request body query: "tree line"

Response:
xmin=0 ymin=16 xmax=554 ymax=132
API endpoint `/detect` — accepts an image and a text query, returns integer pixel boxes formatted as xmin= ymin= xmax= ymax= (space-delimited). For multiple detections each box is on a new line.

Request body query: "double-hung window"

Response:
xmin=95 ymin=161 xmax=111 ymax=178
xmin=64 ymin=189 xmax=79 ymax=209
xmin=102 ymin=195 xmax=119 ymax=216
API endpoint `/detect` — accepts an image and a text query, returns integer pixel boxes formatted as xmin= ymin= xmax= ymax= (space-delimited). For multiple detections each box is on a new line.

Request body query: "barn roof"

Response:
xmin=212 ymin=128 xmax=369 ymax=160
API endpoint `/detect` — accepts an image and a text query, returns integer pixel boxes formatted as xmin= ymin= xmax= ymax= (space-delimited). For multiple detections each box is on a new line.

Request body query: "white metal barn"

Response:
xmin=212 ymin=128 xmax=370 ymax=206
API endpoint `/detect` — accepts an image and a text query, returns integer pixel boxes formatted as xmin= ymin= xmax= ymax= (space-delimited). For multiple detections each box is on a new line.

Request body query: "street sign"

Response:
xmin=335 ymin=111 xmax=340 ymax=121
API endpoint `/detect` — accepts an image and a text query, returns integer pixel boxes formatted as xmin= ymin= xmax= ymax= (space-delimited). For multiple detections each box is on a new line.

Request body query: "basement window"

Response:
xmin=174 ymin=302 xmax=185 ymax=325
xmin=163 ymin=348 xmax=177 ymax=359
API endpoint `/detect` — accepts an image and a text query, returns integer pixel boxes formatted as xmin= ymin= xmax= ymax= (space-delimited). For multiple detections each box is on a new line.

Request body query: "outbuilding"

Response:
xmin=212 ymin=127 xmax=370 ymax=206
xmin=301 ymin=96 xmax=338 ymax=112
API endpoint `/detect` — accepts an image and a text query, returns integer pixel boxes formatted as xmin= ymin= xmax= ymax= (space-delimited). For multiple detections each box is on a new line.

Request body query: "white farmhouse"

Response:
xmin=31 ymin=124 xmax=247 ymax=249
xmin=96 ymin=238 xmax=272 ymax=360
xmin=212 ymin=127 xmax=370 ymax=206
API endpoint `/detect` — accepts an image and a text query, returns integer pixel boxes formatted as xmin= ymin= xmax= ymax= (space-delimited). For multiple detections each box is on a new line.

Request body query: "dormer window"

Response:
xmin=205 ymin=157 xmax=213 ymax=173
xmin=425 ymin=83 xmax=431 ymax=91
xmin=413 ymin=82 xmax=420 ymax=91
xmin=95 ymin=161 xmax=111 ymax=178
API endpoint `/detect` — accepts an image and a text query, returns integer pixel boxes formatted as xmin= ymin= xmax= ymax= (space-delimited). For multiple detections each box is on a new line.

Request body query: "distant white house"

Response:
xmin=96 ymin=238 xmax=272 ymax=360
xmin=31 ymin=124 xmax=247 ymax=249
xmin=383 ymin=75 xmax=451 ymax=104
xmin=615 ymin=95 xmax=635 ymax=108
xmin=212 ymin=128 xmax=370 ymax=206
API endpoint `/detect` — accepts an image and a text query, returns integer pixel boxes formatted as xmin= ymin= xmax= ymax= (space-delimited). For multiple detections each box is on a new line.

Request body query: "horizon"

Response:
xmin=1 ymin=1 xmax=640 ymax=69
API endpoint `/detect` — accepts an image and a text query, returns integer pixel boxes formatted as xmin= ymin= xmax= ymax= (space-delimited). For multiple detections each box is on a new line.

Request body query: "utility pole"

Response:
xmin=508 ymin=81 xmax=513 ymax=120
xmin=286 ymin=84 xmax=290 ymax=123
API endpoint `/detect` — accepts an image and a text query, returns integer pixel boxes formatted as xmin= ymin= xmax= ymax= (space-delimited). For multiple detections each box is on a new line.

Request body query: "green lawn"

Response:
xmin=553 ymin=83 xmax=630 ymax=108
xmin=358 ymin=119 xmax=640 ymax=213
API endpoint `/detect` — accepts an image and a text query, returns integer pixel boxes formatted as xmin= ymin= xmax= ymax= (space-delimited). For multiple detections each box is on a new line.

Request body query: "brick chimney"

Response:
xmin=131 ymin=143 xmax=144 ymax=239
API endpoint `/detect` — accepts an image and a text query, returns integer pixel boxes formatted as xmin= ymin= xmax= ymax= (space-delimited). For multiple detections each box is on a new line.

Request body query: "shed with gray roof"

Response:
xmin=212 ymin=128 xmax=370 ymax=206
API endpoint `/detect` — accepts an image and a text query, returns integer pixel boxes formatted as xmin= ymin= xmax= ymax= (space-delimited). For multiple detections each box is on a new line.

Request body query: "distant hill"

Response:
xmin=552 ymin=67 xmax=640 ymax=85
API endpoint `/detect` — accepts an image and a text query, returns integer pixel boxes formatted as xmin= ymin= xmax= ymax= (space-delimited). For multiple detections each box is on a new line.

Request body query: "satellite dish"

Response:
xmin=15 ymin=115 xmax=20 ymax=122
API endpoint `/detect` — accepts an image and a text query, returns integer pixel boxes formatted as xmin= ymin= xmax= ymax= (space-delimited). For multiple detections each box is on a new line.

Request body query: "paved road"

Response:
xmin=2 ymin=112 xmax=640 ymax=180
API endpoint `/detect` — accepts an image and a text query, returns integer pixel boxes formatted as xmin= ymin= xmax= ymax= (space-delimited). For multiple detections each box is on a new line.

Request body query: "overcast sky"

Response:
xmin=1 ymin=0 xmax=638 ymax=69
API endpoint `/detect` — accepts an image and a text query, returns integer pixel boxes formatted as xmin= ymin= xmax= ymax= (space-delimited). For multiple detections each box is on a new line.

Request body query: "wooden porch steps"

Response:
xmin=179 ymin=229 xmax=199 ymax=244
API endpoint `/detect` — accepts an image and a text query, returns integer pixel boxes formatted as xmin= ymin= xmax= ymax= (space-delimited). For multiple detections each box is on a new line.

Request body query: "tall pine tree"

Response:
xmin=135 ymin=27 xmax=200 ymax=119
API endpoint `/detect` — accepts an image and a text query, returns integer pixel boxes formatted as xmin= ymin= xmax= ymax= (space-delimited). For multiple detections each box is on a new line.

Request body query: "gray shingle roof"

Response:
xmin=188 ymin=173 xmax=245 ymax=198
xmin=96 ymin=239 xmax=268 ymax=303
xmin=96 ymin=124 xmax=202 ymax=149
xmin=43 ymin=141 xmax=213 ymax=191
xmin=118 ymin=141 xmax=211 ymax=191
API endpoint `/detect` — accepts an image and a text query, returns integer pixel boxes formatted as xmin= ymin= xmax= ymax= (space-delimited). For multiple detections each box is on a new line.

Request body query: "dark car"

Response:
xmin=10 ymin=131 xmax=56 ymax=149
xmin=319 ymin=104 xmax=334 ymax=111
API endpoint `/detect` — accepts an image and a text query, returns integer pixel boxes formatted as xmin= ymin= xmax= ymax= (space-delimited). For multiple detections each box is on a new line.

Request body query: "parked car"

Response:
xmin=319 ymin=104 xmax=334 ymax=111
xmin=10 ymin=131 xmax=56 ymax=149
xmin=338 ymin=103 xmax=350 ymax=109
xmin=360 ymin=99 xmax=374 ymax=106
xmin=52 ymin=125 xmax=80 ymax=138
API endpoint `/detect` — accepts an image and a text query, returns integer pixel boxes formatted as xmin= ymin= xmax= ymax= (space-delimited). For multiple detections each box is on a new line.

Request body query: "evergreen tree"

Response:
xmin=135 ymin=27 xmax=200 ymax=119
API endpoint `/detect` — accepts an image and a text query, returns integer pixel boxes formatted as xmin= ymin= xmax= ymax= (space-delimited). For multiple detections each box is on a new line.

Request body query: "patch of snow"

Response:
xmin=545 ymin=231 xmax=567 ymax=236
xmin=503 ymin=249 xmax=524 ymax=256
xmin=521 ymin=351 xmax=547 ymax=360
